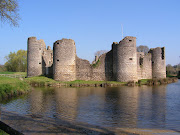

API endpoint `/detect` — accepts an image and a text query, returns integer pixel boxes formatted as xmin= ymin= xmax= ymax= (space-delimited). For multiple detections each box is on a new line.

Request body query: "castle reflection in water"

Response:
xmin=28 ymin=85 xmax=168 ymax=129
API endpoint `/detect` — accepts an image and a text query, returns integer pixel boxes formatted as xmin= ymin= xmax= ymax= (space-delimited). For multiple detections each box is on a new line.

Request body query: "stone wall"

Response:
xmin=137 ymin=52 xmax=152 ymax=80
xmin=42 ymin=46 xmax=53 ymax=76
xmin=76 ymin=56 xmax=92 ymax=81
xmin=76 ymin=51 xmax=113 ymax=81
xmin=53 ymin=39 xmax=76 ymax=81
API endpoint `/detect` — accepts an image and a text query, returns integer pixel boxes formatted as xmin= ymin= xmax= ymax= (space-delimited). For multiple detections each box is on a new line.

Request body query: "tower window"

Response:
xmin=39 ymin=62 xmax=41 ymax=64
xmin=139 ymin=57 xmax=143 ymax=65
xmin=129 ymin=40 xmax=132 ymax=42
xmin=57 ymin=59 xmax=59 ymax=61
xmin=129 ymin=58 xmax=133 ymax=60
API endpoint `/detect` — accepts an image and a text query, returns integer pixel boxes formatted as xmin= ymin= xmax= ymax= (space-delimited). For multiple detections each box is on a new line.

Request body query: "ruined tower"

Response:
xmin=115 ymin=36 xmax=138 ymax=82
xmin=150 ymin=47 xmax=166 ymax=79
xmin=53 ymin=39 xmax=76 ymax=81
xmin=27 ymin=37 xmax=46 ymax=77
xmin=112 ymin=42 xmax=118 ymax=81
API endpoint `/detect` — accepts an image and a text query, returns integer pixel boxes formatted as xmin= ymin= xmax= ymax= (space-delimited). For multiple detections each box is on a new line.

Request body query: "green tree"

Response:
xmin=4 ymin=50 xmax=27 ymax=72
xmin=166 ymin=64 xmax=176 ymax=75
xmin=0 ymin=0 xmax=19 ymax=26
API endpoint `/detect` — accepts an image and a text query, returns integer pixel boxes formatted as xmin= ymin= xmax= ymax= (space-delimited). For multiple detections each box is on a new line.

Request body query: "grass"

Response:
xmin=139 ymin=79 xmax=150 ymax=85
xmin=64 ymin=80 xmax=126 ymax=85
xmin=0 ymin=71 xmax=26 ymax=75
xmin=91 ymin=59 xmax=100 ymax=68
xmin=0 ymin=76 xmax=30 ymax=100
xmin=0 ymin=130 xmax=9 ymax=135
xmin=24 ymin=76 xmax=126 ymax=86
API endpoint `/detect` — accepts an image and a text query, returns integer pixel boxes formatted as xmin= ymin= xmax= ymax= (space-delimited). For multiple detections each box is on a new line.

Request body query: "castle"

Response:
xmin=27 ymin=36 xmax=166 ymax=82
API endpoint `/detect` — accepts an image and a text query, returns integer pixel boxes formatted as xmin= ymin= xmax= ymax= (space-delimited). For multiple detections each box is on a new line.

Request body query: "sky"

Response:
xmin=0 ymin=0 xmax=180 ymax=65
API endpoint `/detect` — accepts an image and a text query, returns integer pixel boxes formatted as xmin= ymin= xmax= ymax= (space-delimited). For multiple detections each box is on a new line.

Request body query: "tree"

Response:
xmin=94 ymin=50 xmax=108 ymax=57
xmin=0 ymin=0 xmax=19 ymax=26
xmin=137 ymin=45 xmax=149 ymax=54
xmin=4 ymin=50 xmax=27 ymax=72
xmin=166 ymin=64 xmax=176 ymax=75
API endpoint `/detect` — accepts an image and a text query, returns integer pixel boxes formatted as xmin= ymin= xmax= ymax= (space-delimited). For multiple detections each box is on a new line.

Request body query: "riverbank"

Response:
xmin=0 ymin=76 xmax=30 ymax=101
xmin=24 ymin=76 xmax=178 ymax=87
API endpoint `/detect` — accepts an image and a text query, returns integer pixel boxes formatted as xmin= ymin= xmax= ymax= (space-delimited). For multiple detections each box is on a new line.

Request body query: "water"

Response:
xmin=1 ymin=81 xmax=180 ymax=131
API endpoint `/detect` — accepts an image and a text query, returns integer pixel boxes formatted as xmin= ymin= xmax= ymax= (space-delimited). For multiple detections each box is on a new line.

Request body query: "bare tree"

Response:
xmin=0 ymin=0 xmax=20 ymax=26
xmin=137 ymin=45 xmax=149 ymax=54
xmin=94 ymin=50 xmax=108 ymax=57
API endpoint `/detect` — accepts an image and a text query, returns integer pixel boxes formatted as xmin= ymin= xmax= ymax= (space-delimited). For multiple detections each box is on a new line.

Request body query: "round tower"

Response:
xmin=116 ymin=36 xmax=138 ymax=82
xmin=27 ymin=37 xmax=45 ymax=77
xmin=53 ymin=39 xmax=76 ymax=81
xmin=150 ymin=47 xmax=166 ymax=79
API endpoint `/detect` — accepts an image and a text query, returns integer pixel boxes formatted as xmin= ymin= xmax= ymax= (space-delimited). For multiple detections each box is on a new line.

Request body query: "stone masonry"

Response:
xmin=27 ymin=36 xmax=166 ymax=82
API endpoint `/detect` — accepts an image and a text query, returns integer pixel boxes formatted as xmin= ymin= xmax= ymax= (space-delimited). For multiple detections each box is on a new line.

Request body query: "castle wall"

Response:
xmin=137 ymin=52 xmax=152 ymax=80
xmin=116 ymin=36 xmax=138 ymax=82
xmin=76 ymin=56 xmax=92 ymax=81
xmin=150 ymin=47 xmax=166 ymax=79
xmin=91 ymin=53 xmax=106 ymax=81
xmin=42 ymin=46 xmax=53 ymax=76
xmin=53 ymin=39 xmax=76 ymax=81
xmin=112 ymin=42 xmax=118 ymax=81
xmin=27 ymin=37 xmax=45 ymax=77
xmin=76 ymin=50 xmax=113 ymax=81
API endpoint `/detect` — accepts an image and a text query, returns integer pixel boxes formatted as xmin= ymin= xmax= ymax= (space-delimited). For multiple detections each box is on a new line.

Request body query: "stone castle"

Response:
xmin=27 ymin=36 xmax=166 ymax=82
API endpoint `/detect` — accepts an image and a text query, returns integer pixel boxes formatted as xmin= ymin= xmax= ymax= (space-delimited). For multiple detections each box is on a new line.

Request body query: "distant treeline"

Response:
xmin=166 ymin=64 xmax=180 ymax=77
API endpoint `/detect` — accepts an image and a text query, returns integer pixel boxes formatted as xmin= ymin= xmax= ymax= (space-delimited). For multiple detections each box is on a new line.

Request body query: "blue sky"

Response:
xmin=0 ymin=0 xmax=180 ymax=65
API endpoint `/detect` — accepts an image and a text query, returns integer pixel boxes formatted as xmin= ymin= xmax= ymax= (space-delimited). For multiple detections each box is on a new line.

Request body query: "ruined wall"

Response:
xmin=112 ymin=42 xmax=118 ymax=81
xmin=76 ymin=50 xmax=113 ymax=81
xmin=42 ymin=46 xmax=53 ymax=76
xmin=116 ymin=36 xmax=138 ymax=82
xmin=137 ymin=52 xmax=152 ymax=80
xmin=27 ymin=37 xmax=45 ymax=77
xmin=53 ymin=39 xmax=76 ymax=81
xmin=76 ymin=56 xmax=92 ymax=81
xmin=150 ymin=47 xmax=166 ymax=79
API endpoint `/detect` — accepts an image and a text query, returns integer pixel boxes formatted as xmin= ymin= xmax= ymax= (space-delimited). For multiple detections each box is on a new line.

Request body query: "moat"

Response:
xmin=1 ymin=80 xmax=180 ymax=133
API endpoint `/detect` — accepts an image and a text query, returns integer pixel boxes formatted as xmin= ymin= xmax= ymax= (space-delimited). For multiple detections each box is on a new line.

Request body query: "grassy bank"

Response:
xmin=0 ymin=76 xmax=30 ymax=101
xmin=25 ymin=76 xmax=127 ymax=87
xmin=25 ymin=76 xmax=179 ymax=87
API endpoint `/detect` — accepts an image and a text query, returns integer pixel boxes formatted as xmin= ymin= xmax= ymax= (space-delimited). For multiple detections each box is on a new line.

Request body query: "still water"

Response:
xmin=1 ymin=80 xmax=180 ymax=131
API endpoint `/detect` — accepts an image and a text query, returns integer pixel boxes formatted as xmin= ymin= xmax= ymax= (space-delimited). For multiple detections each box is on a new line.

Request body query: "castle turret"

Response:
xmin=115 ymin=36 xmax=138 ymax=82
xmin=53 ymin=39 xmax=76 ymax=81
xmin=150 ymin=47 xmax=166 ymax=79
xmin=27 ymin=37 xmax=45 ymax=77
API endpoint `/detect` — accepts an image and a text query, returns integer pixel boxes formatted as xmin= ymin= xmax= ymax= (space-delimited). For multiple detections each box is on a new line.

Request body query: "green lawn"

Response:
xmin=0 ymin=71 xmax=26 ymax=75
